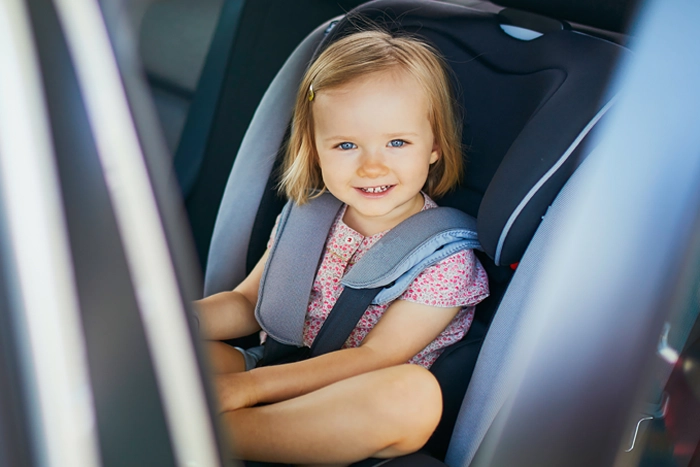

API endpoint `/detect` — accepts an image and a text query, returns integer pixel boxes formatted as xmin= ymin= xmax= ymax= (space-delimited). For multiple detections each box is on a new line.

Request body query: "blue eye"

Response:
xmin=389 ymin=139 xmax=406 ymax=148
xmin=338 ymin=142 xmax=356 ymax=150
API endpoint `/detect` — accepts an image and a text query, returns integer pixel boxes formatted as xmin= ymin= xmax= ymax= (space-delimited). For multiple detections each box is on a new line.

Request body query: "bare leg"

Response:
xmin=206 ymin=341 xmax=247 ymax=374
xmin=221 ymin=364 xmax=442 ymax=464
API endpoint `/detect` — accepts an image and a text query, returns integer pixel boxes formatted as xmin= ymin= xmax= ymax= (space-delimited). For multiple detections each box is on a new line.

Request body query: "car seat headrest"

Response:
xmin=321 ymin=0 xmax=625 ymax=266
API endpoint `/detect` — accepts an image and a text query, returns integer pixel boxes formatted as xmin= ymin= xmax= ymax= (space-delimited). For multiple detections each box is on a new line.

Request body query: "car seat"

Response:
xmin=203 ymin=0 xmax=630 ymax=464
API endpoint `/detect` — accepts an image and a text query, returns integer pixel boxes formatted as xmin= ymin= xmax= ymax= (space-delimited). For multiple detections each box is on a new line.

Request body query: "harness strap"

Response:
xmin=255 ymin=192 xmax=482 ymax=353
xmin=341 ymin=206 xmax=480 ymax=304
xmin=259 ymin=287 xmax=382 ymax=365
xmin=310 ymin=287 xmax=383 ymax=357
xmin=254 ymin=193 xmax=343 ymax=346
xmin=307 ymin=207 xmax=480 ymax=358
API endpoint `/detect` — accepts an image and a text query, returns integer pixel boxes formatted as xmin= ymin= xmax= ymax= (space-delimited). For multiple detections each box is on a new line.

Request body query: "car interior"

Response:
xmin=3 ymin=0 xmax=699 ymax=466
xmin=135 ymin=0 xmax=700 ymax=465
xmin=138 ymin=0 xmax=652 ymax=465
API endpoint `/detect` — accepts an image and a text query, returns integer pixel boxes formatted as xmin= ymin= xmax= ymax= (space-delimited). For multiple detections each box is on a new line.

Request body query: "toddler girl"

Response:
xmin=196 ymin=29 xmax=489 ymax=465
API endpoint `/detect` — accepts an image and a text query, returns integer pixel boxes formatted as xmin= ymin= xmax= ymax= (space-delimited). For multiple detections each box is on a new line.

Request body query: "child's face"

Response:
xmin=312 ymin=69 xmax=439 ymax=236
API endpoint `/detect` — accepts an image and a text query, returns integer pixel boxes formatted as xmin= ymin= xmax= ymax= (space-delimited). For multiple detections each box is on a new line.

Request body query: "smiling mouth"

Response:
xmin=358 ymin=185 xmax=392 ymax=194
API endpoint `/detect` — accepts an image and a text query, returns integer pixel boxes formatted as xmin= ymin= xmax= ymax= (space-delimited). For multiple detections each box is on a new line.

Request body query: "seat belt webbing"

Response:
xmin=310 ymin=286 xmax=383 ymax=357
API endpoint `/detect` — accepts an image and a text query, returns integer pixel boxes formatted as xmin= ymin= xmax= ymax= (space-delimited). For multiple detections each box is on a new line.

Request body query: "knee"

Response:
xmin=376 ymin=365 xmax=443 ymax=455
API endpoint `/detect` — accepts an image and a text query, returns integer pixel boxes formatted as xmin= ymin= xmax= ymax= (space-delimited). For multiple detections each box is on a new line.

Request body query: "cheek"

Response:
xmin=318 ymin=150 xmax=349 ymax=171
xmin=317 ymin=154 xmax=338 ymax=184
xmin=407 ymin=159 xmax=433 ymax=187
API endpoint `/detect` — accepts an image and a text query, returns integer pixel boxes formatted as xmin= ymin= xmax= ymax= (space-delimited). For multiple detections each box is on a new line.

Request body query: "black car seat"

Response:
xmin=203 ymin=0 xmax=630 ymax=463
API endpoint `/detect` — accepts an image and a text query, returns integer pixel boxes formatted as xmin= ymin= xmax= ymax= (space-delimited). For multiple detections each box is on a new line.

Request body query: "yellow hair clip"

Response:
xmin=308 ymin=84 xmax=315 ymax=102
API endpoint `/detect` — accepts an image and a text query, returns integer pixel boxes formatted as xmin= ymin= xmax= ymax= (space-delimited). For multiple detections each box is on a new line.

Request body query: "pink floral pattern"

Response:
xmin=267 ymin=194 xmax=489 ymax=368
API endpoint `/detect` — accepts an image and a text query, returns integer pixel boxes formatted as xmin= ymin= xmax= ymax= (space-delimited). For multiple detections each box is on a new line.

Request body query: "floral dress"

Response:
xmin=267 ymin=194 xmax=489 ymax=368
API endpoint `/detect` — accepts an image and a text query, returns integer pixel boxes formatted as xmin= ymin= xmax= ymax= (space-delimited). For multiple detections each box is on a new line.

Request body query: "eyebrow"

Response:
xmin=323 ymin=136 xmax=354 ymax=142
xmin=385 ymin=132 xmax=419 ymax=138
xmin=322 ymin=132 xmax=419 ymax=142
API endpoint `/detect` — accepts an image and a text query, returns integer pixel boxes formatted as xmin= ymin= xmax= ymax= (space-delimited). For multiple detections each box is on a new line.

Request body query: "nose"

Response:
xmin=357 ymin=150 xmax=389 ymax=178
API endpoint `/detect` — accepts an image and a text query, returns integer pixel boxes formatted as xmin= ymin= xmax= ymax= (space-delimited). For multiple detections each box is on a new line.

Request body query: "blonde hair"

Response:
xmin=280 ymin=29 xmax=463 ymax=204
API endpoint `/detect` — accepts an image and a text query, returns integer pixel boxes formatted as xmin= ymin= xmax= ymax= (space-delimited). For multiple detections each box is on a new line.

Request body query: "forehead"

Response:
xmin=312 ymin=69 xmax=432 ymax=136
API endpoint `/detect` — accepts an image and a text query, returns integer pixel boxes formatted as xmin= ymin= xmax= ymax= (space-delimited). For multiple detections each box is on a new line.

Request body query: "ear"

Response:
xmin=429 ymin=142 xmax=440 ymax=165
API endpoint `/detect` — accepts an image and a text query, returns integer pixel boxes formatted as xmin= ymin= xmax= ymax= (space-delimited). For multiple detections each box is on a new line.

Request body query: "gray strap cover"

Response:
xmin=343 ymin=208 xmax=481 ymax=305
xmin=255 ymin=194 xmax=343 ymax=346
xmin=256 ymin=193 xmax=481 ymax=346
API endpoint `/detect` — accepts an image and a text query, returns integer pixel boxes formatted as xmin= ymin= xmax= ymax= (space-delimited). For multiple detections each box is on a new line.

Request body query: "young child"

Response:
xmin=196 ymin=29 xmax=489 ymax=465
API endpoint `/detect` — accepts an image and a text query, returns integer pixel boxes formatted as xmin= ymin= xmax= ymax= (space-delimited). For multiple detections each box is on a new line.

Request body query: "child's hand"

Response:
xmin=214 ymin=372 xmax=258 ymax=413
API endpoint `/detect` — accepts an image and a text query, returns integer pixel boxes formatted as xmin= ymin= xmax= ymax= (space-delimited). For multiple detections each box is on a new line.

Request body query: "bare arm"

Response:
xmin=195 ymin=250 xmax=269 ymax=340
xmin=216 ymin=299 xmax=461 ymax=411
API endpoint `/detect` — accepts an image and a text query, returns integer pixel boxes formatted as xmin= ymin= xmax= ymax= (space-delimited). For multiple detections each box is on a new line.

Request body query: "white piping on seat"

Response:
xmin=494 ymin=94 xmax=619 ymax=265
